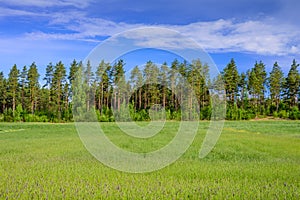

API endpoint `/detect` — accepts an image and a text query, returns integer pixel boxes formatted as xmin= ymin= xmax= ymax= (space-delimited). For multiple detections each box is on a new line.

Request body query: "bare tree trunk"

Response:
xmin=117 ymin=89 xmax=120 ymax=111
xmin=163 ymin=90 xmax=166 ymax=108
xmin=12 ymin=91 xmax=15 ymax=115
xmin=139 ymin=89 xmax=142 ymax=109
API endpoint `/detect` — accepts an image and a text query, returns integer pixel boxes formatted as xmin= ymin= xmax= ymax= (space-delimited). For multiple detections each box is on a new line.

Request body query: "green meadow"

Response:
xmin=0 ymin=121 xmax=299 ymax=199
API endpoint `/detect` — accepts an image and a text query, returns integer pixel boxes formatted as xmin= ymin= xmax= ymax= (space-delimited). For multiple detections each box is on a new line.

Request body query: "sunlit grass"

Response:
xmin=0 ymin=121 xmax=299 ymax=199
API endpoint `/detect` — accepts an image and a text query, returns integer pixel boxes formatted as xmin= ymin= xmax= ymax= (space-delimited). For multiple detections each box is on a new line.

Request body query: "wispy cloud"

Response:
xmin=173 ymin=19 xmax=300 ymax=55
xmin=0 ymin=5 xmax=299 ymax=56
xmin=118 ymin=27 xmax=200 ymax=50
xmin=0 ymin=7 xmax=45 ymax=17
xmin=0 ymin=0 xmax=93 ymax=8
xmin=22 ymin=14 xmax=300 ymax=56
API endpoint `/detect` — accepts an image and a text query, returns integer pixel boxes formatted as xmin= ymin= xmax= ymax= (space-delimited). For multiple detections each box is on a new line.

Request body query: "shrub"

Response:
xmin=278 ymin=110 xmax=288 ymax=119
xmin=273 ymin=111 xmax=278 ymax=118
xmin=289 ymin=106 xmax=299 ymax=120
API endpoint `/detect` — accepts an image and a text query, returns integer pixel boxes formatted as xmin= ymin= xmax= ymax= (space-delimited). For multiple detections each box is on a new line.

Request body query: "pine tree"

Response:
xmin=159 ymin=63 xmax=169 ymax=109
xmin=130 ymin=65 xmax=143 ymax=110
xmin=43 ymin=63 xmax=54 ymax=116
xmin=222 ymin=59 xmax=239 ymax=105
xmin=238 ymin=72 xmax=247 ymax=109
xmin=43 ymin=63 xmax=54 ymax=89
xmin=95 ymin=60 xmax=107 ymax=111
xmin=148 ymin=62 xmax=160 ymax=106
xmin=7 ymin=64 xmax=20 ymax=115
xmin=63 ymin=82 xmax=70 ymax=120
xmin=68 ymin=59 xmax=80 ymax=100
xmin=84 ymin=60 xmax=94 ymax=111
xmin=285 ymin=59 xmax=300 ymax=108
xmin=105 ymin=63 xmax=113 ymax=108
xmin=269 ymin=62 xmax=284 ymax=112
xmin=112 ymin=59 xmax=126 ymax=110
xmin=193 ymin=59 xmax=210 ymax=108
xmin=248 ymin=61 xmax=267 ymax=115
xmin=68 ymin=60 xmax=80 ymax=85
xmin=169 ymin=59 xmax=179 ymax=110
xmin=52 ymin=61 xmax=66 ymax=121
xmin=1 ymin=58 xmax=300 ymax=121
xmin=0 ymin=72 xmax=7 ymax=113
xmin=27 ymin=62 xmax=40 ymax=114
xmin=20 ymin=66 xmax=28 ymax=110
xmin=72 ymin=65 xmax=87 ymax=121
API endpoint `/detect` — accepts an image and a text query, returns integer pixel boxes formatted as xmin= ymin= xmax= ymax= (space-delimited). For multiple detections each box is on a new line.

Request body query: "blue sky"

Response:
xmin=0 ymin=0 xmax=300 ymax=77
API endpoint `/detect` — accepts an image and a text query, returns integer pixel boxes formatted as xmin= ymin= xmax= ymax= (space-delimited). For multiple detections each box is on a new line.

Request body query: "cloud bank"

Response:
xmin=0 ymin=2 xmax=299 ymax=57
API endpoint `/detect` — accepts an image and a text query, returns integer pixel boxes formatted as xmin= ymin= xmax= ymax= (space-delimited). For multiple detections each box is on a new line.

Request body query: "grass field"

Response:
xmin=0 ymin=121 xmax=299 ymax=199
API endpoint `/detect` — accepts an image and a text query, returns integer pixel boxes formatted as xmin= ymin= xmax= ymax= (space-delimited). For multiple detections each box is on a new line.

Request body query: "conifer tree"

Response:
xmin=285 ymin=59 xmax=300 ymax=108
xmin=269 ymin=62 xmax=284 ymax=112
xmin=8 ymin=64 xmax=19 ymax=115
xmin=222 ymin=59 xmax=239 ymax=105
xmin=27 ymin=62 xmax=40 ymax=114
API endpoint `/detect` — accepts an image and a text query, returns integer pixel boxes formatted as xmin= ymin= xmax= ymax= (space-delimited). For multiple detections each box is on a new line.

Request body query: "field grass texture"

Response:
xmin=0 ymin=121 xmax=299 ymax=199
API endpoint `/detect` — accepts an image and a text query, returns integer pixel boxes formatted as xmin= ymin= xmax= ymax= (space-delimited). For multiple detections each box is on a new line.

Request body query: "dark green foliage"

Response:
xmin=0 ymin=59 xmax=299 ymax=121
xmin=27 ymin=62 xmax=40 ymax=114
xmin=285 ymin=59 xmax=300 ymax=108
xmin=248 ymin=61 xmax=267 ymax=116
xmin=268 ymin=62 xmax=284 ymax=112
xmin=222 ymin=58 xmax=239 ymax=105
xmin=7 ymin=64 xmax=19 ymax=114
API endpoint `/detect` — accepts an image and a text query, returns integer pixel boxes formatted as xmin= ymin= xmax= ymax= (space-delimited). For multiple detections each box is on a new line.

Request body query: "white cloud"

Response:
xmin=290 ymin=46 xmax=299 ymax=54
xmin=0 ymin=6 xmax=299 ymax=56
xmin=24 ymin=31 xmax=101 ymax=43
xmin=0 ymin=0 xmax=93 ymax=8
xmin=22 ymin=17 xmax=300 ymax=56
xmin=172 ymin=19 xmax=300 ymax=55
xmin=53 ymin=16 xmax=300 ymax=56
xmin=118 ymin=27 xmax=200 ymax=50
xmin=0 ymin=7 xmax=45 ymax=17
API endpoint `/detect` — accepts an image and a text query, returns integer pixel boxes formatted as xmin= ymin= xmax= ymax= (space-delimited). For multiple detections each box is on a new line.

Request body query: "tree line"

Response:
xmin=0 ymin=58 xmax=299 ymax=122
